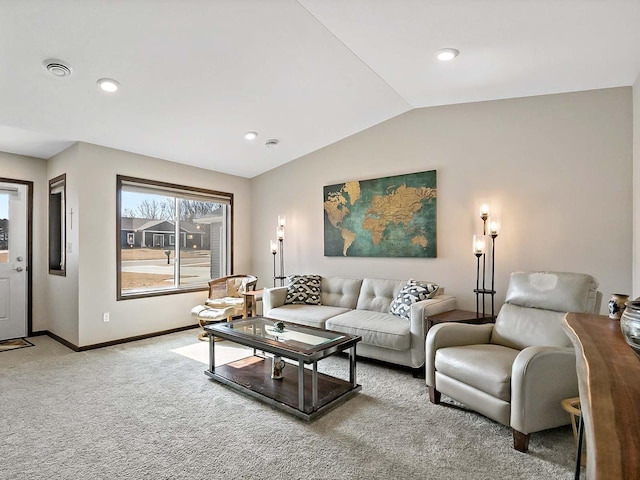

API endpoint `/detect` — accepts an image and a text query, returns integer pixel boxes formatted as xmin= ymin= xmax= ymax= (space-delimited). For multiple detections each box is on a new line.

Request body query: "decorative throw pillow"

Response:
xmin=285 ymin=275 xmax=322 ymax=305
xmin=390 ymin=279 xmax=439 ymax=320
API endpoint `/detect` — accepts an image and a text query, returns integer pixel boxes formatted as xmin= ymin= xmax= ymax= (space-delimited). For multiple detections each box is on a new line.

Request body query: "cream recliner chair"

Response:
xmin=426 ymin=271 xmax=599 ymax=452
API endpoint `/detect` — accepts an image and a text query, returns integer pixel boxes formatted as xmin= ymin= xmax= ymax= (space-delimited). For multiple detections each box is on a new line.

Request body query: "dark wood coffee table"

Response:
xmin=204 ymin=316 xmax=361 ymax=421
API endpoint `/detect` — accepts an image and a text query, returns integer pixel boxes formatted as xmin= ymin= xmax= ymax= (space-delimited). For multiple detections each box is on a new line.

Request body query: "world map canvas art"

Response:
xmin=323 ymin=170 xmax=437 ymax=257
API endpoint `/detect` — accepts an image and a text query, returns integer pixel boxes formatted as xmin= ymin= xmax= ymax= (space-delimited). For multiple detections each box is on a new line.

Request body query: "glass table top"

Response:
xmin=206 ymin=317 xmax=349 ymax=353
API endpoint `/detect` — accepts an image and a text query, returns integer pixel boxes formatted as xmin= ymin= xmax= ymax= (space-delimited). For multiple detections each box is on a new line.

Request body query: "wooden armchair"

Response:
xmin=191 ymin=274 xmax=258 ymax=340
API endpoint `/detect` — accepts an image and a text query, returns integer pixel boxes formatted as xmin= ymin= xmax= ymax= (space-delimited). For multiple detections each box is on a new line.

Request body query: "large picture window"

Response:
xmin=116 ymin=175 xmax=233 ymax=300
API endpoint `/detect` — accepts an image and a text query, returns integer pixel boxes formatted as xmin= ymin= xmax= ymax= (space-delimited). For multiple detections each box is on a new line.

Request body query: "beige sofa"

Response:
xmin=263 ymin=276 xmax=457 ymax=373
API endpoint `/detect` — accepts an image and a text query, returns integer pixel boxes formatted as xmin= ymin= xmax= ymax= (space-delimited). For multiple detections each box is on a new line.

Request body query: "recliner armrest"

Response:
xmin=510 ymin=346 xmax=578 ymax=434
xmin=425 ymin=323 xmax=494 ymax=386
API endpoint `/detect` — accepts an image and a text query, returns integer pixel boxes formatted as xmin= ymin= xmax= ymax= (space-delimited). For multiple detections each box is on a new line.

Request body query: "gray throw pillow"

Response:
xmin=285 ymin=275 xmax=322 ymax=305
xmin=390 ymin=279 xmax=439 ymax=320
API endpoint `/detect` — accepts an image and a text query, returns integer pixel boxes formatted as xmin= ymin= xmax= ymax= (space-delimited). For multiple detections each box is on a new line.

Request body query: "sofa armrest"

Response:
xmin=411 ymin=294 xmax=458 ymax=322
xmin=425 ymin=323 xmax=494 ymax=387
xmin=408 ymin=294 xmax=457 ymax=367
xmin=262 ymin=286 xmax=288 ymax=314
xmin=510 ymin=346 xmax=578 ymax=434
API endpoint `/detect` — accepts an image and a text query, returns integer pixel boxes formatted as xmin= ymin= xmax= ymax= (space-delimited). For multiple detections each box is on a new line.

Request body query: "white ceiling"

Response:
xmin=1 ymin=0 xmax=639 ymax=178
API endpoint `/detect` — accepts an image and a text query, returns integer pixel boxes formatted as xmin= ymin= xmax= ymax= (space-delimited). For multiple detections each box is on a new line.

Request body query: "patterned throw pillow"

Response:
xmin=285 ymin=275 xmax=322 ymax=305
xmin=390 ymin=279 xmax=439 ymax=320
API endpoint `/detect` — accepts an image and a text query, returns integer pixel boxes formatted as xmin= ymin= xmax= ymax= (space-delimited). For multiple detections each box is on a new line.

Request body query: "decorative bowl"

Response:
xmin=620 ymin=300 xmax=640 ymax=356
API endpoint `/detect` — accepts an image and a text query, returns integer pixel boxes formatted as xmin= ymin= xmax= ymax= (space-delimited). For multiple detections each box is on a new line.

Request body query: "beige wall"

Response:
xmin=251 ymin=88 xmax=633 ymax=314
xmin=43 ymin=142 xmax=252 ymax=347
xmin=46 ymin=143 xmax=81 ymax=344
xmin=633 ymin=75 xmax=640 ymax=298
xmin=2 ymin=86 xmax=634 ymax=345
xmin=0 ymin=152 xmax=48 ymax=332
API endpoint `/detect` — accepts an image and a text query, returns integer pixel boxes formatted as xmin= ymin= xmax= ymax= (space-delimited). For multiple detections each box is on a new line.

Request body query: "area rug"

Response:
xmin=0 ymin=337 xmax=33 ymax=353
xmin=170 ymin=340 xmax=251 ymax=366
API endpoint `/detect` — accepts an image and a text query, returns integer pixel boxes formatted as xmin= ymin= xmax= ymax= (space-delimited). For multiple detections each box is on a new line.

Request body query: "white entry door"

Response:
xmin=0 ymin=181 xmax=28 ymax=341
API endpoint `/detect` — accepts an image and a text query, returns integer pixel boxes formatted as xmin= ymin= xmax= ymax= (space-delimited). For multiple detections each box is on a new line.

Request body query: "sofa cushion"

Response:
xmin=389 ymin=279 xmax=439 ymax=320
xmin=326 ymin=310 xmax=410 ymax=351
xmin=435 ymin=344 xmax=519 ymax=402
xmin=355 ymin=278 xmax=405 ymax=313
xmin=285 ymin=275 xmax=321 ymax=305
xmin=266 ymin=305 xmax=351 ymax=329
xmin=321 ymin=277 xmax=363 ymax=308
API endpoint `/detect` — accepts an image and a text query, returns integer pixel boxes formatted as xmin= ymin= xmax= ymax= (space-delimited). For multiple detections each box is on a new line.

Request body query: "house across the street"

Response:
xmin=120 ymin=218 xmax=208 ymax=249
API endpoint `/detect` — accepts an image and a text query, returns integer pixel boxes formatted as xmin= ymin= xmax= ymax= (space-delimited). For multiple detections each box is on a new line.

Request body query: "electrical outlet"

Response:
xmin=102 ymin=312 xmax=110 ymax=323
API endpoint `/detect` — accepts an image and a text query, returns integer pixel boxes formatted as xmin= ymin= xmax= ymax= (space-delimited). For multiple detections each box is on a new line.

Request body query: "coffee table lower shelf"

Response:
xmin=205 ymin=356 xmax=361 ymax=421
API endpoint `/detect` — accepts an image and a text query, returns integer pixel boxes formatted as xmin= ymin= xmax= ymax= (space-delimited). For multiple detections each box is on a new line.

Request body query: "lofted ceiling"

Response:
xmin=1 ymin=0 xmax=639 ymax=178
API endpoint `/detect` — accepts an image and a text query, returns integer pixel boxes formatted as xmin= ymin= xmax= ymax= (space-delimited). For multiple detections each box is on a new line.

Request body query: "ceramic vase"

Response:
xmin=271 ymin=355 xmax=285 ymax=380
xmin=620 ymin=299 xmax=640 ymax=356
xmin=608 ymin=293 xmax=629 ymax=320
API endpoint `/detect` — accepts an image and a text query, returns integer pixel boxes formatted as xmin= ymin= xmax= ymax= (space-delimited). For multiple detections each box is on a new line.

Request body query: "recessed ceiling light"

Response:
xmin=244 ymin=131 xmax=258 ymax=140
xmin=43 ymin=59 xmax=72 ymax=77
xmin=436 ymin=48 xmax=460 ymax=61
xmin=97 ymin=78 xmax=120 ymax=93
xmin=265 ymin=139 xmax=279 ymax=148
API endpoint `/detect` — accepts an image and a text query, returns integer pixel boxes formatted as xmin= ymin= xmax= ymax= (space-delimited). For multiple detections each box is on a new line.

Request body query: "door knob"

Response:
xmin=12 ymin=266 xmax=23 ymax=272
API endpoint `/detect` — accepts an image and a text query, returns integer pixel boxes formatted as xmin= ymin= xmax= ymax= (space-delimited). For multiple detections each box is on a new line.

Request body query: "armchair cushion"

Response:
xmin=227 ymin=277 xmax=248 ymax=297
xmin=390 ymin=279 xmax=439 ymax=320
xmin=285 ymin=275 xmax=322 ymax=305
xmin=425 ymin=323 xmax=494 ymax=387
xmin=505 ymin=271 xmax=598 ymax=313
xmin=205 ymin=297 xmax=244 ymax=309
xmin=490 ymin=304 xmax=571 ymax=350
xmin=435 ymin=344 xmax=519 ymax=401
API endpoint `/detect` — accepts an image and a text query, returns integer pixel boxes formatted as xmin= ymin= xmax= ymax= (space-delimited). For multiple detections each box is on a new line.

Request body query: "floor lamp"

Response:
xmin=473 ymin=204 xmax=499 ymax=318
xmin=271 ymin=215 xmax=286 ymax=287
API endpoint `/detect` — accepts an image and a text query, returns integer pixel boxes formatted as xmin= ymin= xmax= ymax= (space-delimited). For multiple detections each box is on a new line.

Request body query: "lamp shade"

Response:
xmin=473 ymin=235 xmax=486 ymax=255
xmin=489 ymin=219 xmax=500 ymax=236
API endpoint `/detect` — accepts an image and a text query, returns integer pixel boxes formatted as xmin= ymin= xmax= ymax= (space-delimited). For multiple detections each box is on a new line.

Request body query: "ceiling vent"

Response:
xmin=43 ymin=59 xmax=72 ymax=77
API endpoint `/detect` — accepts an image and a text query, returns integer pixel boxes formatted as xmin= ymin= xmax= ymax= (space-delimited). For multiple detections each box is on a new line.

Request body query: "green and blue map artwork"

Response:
xmin=323 ymin=170 xmax=437 ymax=258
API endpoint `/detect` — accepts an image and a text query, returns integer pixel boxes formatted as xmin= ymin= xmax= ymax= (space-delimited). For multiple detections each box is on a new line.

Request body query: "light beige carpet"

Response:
xmin=1 ymin=329 xmax=577 ymax=479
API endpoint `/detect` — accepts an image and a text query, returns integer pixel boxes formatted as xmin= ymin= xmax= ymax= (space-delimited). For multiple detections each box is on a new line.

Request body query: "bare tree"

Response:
xmin=122 ymin=208 xmax=137 ymax=218
xmin=160 ymin=199 xmax=221 ymax=223
xmin=135 ymin=199 xmax=164 ymax=220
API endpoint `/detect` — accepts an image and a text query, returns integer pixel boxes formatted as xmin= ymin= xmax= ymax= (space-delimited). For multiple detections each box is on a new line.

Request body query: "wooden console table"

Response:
xmin=563 ymin=313 xmax=640 ymax=479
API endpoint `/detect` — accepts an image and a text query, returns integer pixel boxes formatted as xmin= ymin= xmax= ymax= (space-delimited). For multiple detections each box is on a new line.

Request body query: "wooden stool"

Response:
xmin=562 ymin=397 xmax=586 ymax=467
